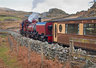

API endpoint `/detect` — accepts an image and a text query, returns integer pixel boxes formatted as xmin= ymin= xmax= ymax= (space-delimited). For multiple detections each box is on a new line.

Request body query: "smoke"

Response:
xmin=28 ymin=12 xmax=39 ymax=22
xmin=32 ymin=0 xmax=45 ymax=9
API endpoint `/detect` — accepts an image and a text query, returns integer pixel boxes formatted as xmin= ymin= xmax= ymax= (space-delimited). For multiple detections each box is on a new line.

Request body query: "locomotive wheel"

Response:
xmin=35 ymin=35 xmax=38 ymax=40
xmin=35 ymin=33 xmax=39 ymax=40
xmin=42 ymin=38 xmax=46 ymax=42
xmin=25 ymin=31 xmax=28 ymax=37
xmin=41 ymin=35 xmax=46 ymax=42
xmin=25 ymin=33 xmax=27 ymax=37
xmin=26 ymin=34 xmax=29 ymax=38
xmin=20 ymin=29 xmax=24 ymax=36
xmin=38 ymin=35 xmax=41 ymax=41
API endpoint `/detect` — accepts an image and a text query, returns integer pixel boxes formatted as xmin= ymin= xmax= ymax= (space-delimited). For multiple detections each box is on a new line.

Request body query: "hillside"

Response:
xmin=0 ymin=7 xmax=31 ymax=21
xmin=49 ymin=2 xmax=96 ymax=20
xmin=72 ymin=2 xmax=96 ymax=18
xmin=0 ymin=7 xmax=69 ymax=21
xmin=0 ymin=7 xmax=31 ymax=30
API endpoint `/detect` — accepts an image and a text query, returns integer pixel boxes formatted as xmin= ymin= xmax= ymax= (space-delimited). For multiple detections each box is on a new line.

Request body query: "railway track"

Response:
xmin=0 ymin=29 xmax=20 ymax=35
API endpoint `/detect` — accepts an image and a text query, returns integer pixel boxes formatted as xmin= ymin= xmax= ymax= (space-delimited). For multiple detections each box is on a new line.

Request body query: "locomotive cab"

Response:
xmin=20 ymin=15 xmax=53 ymax=43
xmin=36 ymin=22 xmax=53 ymax=42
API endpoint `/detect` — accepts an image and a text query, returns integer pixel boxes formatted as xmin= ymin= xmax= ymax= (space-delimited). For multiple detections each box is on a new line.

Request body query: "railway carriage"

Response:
xmin=52 ymin=17 xmax=96 ymax=50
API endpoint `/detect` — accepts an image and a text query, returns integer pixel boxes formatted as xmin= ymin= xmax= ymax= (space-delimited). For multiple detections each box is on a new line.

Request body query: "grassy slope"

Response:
xmin=0 ymin=16 xmax=21 ymax=21
xmin=0 ymin=7 xmax=31 ymax=22
xmin=0 ymin=34 xmax=21 ymax=68
xmin=0 ymin=8 xmax=31 ymax=30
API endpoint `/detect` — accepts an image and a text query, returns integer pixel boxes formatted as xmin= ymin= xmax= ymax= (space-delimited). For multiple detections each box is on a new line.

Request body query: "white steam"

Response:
xmin=32 ymin=0 xmax=45 ymax=9
xmin=28 ymin=12 xmax=39 ymax=22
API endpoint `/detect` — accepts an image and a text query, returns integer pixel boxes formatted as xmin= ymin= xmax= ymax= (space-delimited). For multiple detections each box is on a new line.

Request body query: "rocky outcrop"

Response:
xmin=75 ymin=2 xmax=96 ymax=18
xmin=41 ymin=8 xmax=69 ymax=18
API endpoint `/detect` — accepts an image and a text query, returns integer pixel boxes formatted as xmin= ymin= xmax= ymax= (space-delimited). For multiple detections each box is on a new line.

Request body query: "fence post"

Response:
xmin=40 ymin=43 xmax=44 ymax=68
xmin=28 ymin=40 xmax=31 ymax=63
xmin=69 ymin=40 xmax=74 ymax=61
xmin=8 ymin=36 xmax=13 ymax=52
xmin=16 ymin=39 xmax=19 ymax=55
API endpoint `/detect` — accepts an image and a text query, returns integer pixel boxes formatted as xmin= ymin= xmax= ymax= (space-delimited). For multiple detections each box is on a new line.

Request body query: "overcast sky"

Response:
xmin=0 ymin=0 xmax=93 ymax=14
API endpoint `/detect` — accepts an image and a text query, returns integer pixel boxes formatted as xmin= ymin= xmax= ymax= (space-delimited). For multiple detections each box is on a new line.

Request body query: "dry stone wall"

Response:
xmin=10 ymin=31 xmax=87 ymax=63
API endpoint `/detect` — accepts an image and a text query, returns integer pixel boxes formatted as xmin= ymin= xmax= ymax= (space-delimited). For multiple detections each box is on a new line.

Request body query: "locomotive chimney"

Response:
xmin=38 ymin=17 xmax=41 ymax=22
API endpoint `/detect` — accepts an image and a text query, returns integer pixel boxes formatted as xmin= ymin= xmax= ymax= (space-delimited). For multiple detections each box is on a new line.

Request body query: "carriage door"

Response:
xmin=53 ymin=23 xmax=57 ymax=42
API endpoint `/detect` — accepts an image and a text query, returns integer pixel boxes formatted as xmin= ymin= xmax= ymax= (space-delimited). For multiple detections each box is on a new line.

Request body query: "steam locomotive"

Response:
xmin=20 ymin=16 xmax=96 ymax=51
xmin=20 ymin=18 xmax=53 ymax=43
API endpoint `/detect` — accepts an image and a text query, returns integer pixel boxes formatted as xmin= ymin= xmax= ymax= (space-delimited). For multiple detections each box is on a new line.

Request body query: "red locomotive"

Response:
xmin=20 ymin=18 xmax=53 ymax=43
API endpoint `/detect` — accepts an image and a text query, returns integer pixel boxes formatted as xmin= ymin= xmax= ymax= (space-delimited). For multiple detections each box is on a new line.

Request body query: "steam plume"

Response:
xmin=32 ymin=0 xmax=45 ymax=9
xmin=28 ymin=12 xmax=39 ymax=22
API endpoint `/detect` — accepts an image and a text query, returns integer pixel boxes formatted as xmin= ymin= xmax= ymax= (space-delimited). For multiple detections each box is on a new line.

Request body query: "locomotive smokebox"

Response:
xmin=38 ymin=17 xmax=41 ymax=22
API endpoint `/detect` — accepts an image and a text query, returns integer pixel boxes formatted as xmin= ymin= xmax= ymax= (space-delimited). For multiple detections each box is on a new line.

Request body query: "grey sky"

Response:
xmin=0 ymin=0 xmax=93 ymax=14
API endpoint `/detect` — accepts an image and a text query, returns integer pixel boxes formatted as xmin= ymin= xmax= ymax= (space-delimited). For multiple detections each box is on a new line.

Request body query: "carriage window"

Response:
xmin=59 ymin=24 xmax=62 ymax=32
xmin=65 ymin=24 xmax=79 ymax=34
xmin=84 ymin=24 xmax=96 ymax=35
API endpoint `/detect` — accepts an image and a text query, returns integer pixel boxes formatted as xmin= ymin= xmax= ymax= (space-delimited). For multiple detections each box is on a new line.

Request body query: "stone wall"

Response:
xmin=10 ymin=32 xmax=87 ymax=63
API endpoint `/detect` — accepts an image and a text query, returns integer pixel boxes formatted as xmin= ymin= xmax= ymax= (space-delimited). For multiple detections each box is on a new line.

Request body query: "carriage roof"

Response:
xmin=47 ymin=17 xmax=96 ymax=22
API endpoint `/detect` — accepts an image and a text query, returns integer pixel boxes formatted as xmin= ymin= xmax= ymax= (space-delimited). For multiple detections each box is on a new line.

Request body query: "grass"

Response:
xmin=0 ymin=45 xmax=18 ymax=68
xmin=0 ymin=35 xmax=21 ymax=68
xmin=0 ymin=34 xmax=7 ymax=38
xmin=0 ymin=16 xmax=21 ymax=21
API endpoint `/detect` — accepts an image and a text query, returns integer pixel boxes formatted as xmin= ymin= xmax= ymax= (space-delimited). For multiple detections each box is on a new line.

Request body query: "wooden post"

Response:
xmin=8 ymin=36 xmax=13 ymax=52
xmin=69 ymin=40 xmax=74 ymax=68
xmin=28 ymin=40 xmax=31 ymax=63
xmin=69 ymin=40 xmax=74 ymax=61
xmin=84 ymin=39 xmax=87 ymax=68
xmin=40 ymin=43 xmax=44 ymax=68
xmin=16 ymin=39 xmax=19 ymax=55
